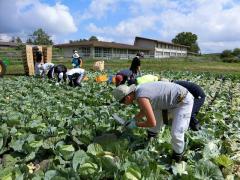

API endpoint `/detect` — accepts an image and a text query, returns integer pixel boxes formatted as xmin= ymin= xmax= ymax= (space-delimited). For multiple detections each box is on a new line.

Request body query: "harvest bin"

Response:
xmin=22 ymin=45 xmax=52 ymax=76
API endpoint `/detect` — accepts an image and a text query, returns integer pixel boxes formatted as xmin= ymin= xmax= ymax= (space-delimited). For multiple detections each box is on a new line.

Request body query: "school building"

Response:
xmin=54 ymin=36 xmax=188 ymax=59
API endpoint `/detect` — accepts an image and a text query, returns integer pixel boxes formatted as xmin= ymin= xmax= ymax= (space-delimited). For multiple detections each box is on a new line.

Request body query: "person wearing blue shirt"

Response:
xmin=71 ymin=50 xmax=83 ymax=68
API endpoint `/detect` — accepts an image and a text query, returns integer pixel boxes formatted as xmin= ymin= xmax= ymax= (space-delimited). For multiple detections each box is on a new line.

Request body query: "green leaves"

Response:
xmin=57 ymin=144 xmax=75 ymax=161
xmin=72 ymin=150 xmax=89 ymax=171
xmin=203 ymin=141 xmax=220 ymax=160
xmin=172 ymin=161 xmax=188 ymax=176
xmin=123 ymin=167 xmax=142 ymax=180
xmin=194 ymin=160 xmax=224 ymax=180
xmin=0 ymin=73 xmax=240 ymax=179
xmin=87 ymin=143 xmax=103 ymax=156
xmin=214 ymin=155 xmax=233 ymax=168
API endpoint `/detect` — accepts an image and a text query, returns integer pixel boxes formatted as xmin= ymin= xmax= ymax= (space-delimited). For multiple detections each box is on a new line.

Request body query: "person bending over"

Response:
xmin=66 ymin=68 xmax=85 ymax=87
xmin=112 ymin=82 xmax=194 ymax=162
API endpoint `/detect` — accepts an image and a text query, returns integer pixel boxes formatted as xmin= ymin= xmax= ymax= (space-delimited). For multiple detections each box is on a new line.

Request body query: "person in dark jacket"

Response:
xmin=115 ymin=69 xmax=136 ymax=86
xmin=130 ymin=52 xmax=144 ymax=75
xmin=53 ymin=64 xmax=68 ymax=83
xmin=36 ymin=48 xmax=43 ymax=63
xmin=34 ymin=47 xmax=43 ymax=75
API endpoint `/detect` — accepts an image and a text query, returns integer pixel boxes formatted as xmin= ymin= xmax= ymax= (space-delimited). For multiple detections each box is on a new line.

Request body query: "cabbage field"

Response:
xmin=0 ymin=71 xmax=240 ymax=179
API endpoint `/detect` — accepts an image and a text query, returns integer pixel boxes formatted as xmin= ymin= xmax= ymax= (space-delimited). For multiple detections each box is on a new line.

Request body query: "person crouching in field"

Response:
xmin=38 ymin=63 xmax=55 ymax=78
xmin=172 ymin=81 xmax=205 ymax=131
xmin=66 ymin=68 xmax=85 ymax=87
xmin=111 ymin=70 xmax=158 ymax=87
xmin=114 ymin=69 xmax=136 ymax=86
xmin=112 ymin=82 xmax=194 ymax=162
xmin=53 ymin=64 xmax=68 ymax=83
xmin=126 ymin=75 xmax=205 ymax=131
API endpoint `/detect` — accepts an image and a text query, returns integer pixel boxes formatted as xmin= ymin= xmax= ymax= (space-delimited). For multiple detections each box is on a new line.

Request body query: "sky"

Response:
xmin=0 ymin=0 xmax=240 ymax=53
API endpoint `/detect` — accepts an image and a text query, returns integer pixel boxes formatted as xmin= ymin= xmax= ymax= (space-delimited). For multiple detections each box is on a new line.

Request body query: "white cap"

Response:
xmin=73 ymin=53 xmax=79 ymax=58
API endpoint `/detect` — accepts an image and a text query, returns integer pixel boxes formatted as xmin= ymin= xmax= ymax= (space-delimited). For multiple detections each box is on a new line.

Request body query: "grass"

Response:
xmin=3 ymin=56 xmax=240 ymax=76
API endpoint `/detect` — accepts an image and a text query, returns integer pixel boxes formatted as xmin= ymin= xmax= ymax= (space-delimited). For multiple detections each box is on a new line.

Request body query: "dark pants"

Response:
xmin=191 ymin=96 xmax=205 ymax=125
xmin=47 ymin=66 xmax=55 ymax=79
xmin=68 ymin=73 xmax=81 ymax=87
xmin=54 ymin=65 xmax=67 ymax=82
xmin=174 ymin=81 xmax=205 ymax=126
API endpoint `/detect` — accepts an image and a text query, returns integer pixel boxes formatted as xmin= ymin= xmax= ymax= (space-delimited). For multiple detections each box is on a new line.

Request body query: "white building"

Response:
xmin=134 ymin=36 xmax=188 ymax=58
xmin=54 ymin=36 xmax=188 ymax=59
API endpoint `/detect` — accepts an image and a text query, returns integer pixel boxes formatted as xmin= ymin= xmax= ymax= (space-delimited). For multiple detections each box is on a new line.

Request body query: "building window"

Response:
xmin=95 ymin=47 xmax=102 ymax=57
xmin=81 ymin=47 xmax=90 ymax=57
xmin=103 ymin=48 xmax=111 ymax=57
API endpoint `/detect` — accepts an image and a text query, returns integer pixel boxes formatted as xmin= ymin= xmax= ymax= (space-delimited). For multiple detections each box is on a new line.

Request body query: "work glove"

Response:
xmin=124 ymin=119 xmax=137 ymax=129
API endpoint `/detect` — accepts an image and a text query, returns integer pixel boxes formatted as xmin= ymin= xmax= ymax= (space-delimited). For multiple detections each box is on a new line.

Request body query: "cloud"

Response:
xmin=0 ymin=34 xmax=12 ymax=42
xmin=0 ymin=0 xmax=77 ymax=41
xmin=87 ymin=0 xmax=240 ymax=52
xmin=156 ymin=0 xmax=240 ymax=52
xmin=81 ymin=0 xmax=119 ymax=20
xmin=200 ymin=41 xmax=240 ymax=53
xmin=87 ymin=15 xmax=158 ymax=43
xmin=97 ymin=36 xmax=114 ymax=42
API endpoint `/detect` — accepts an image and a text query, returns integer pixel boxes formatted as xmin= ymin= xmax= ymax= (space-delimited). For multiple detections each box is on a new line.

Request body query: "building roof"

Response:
xmin=54 ymin=40 xmax=152 ymax=51
xmin=135 ymin=36 xmax=189 ymax=48
xmin=0 ymin=41 xmax=18 ymax=47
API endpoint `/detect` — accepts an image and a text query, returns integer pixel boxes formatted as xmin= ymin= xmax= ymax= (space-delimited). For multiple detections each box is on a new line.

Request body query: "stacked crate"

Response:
xmin=43 ymin=46 xmax=52 ymax=63
xmin=22 ymin=45 xmax=52 ymax=76
xmin=22 ymin=45 xmax=35 ymax=76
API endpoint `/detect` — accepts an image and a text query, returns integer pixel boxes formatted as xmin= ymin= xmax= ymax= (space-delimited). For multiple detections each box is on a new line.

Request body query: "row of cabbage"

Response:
xmin=0 ymin=71 xmax=239 ymax=179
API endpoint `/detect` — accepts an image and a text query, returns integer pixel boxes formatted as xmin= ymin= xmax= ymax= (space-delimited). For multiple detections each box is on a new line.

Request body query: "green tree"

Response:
xmin=26 ymin=38 xmax=33 ymax=44
xmin=232 ymin=48 xmax=240 ymax=56
xmin=221 ymin=50 xmax=233 ymax=58
xmin=29 ymin=28 xmax=53 ymax=45
xmin=16 ymin=37 xmax=22 ymax=44
xmin=172 ymin=32 xmax=200 ymax=53
xmin=89 ymin=36 xmax=98 ymax=41
xmin=10 ymin=36 xmax=16 ymax=43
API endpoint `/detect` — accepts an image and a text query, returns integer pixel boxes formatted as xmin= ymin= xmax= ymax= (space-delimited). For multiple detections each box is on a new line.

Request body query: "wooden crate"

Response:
xmin=42 ymin=46 xmax=52 ymax=63
xmin=22 ymin=45 xmax=52 ymax=76
xmin=22 ymin=45 xmax=35 ymax=76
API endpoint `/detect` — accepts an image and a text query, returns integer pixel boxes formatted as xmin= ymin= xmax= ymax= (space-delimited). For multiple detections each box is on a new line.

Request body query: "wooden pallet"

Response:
xmin=43 ymin=46 xmax=52 ymax=63
xmin=22 ymin=45 xmax=35 ymax=76
xmin=22 ymin=45 xmax=52 ymax=76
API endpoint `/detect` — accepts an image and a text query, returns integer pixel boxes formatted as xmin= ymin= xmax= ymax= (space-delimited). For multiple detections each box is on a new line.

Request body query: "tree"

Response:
xmin=89 ymin=36 xmax=98 ymax=41
xmin=10 ymin=36 xmax=16 ymax=43
xmin=28 ymin=28 xmax=53 ymax=45
xmin=221 ymin=50 xmax=233 ymax=58
xmin=172 ymin=32 xmax=200 ymax=53
xmin=232 ymin=48 xmax=240 ymax=57
xmin=26 ymin=38 xmax=33 ymax=44
xmin=69 ymin=39 xmax=88 ymax=43
xmin=16 ymin=37 xmax=22 ymax=44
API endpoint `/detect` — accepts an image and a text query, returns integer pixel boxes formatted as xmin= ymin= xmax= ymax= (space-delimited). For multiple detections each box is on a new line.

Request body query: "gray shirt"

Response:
xmin=135 ymin=81 xmax=188 ymax=110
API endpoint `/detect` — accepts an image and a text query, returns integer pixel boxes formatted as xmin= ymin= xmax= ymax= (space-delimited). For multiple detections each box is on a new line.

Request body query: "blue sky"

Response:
xmin=1 ymin=0 xmax=240 ymax=53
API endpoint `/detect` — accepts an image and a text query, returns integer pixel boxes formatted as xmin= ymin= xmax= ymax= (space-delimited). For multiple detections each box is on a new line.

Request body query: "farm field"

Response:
xmin=0 ymin=71 xmax=240 ymax=179
xmin=4 ymin=58 xmax=240 ymax=76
